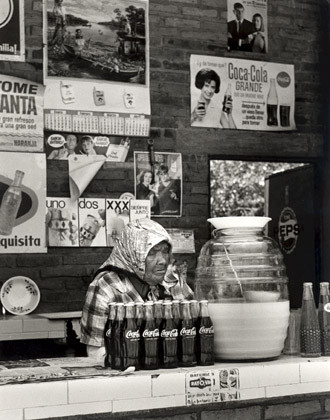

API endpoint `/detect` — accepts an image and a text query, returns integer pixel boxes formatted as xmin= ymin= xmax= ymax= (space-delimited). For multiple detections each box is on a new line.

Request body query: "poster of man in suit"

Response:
xmin=227 ymin=0 xmax=268 ymax=53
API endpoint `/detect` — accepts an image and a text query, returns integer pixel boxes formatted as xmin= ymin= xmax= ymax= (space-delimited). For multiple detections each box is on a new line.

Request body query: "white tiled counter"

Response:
xmin=0 ymin=356 xmax=330 ymax=420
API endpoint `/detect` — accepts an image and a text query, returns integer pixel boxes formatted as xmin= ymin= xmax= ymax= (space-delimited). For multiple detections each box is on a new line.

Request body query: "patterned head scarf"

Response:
xmin=102 ymin=218 xmax=172 ymax=280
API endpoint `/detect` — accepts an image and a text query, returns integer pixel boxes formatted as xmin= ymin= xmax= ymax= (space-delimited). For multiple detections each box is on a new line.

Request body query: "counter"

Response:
xmin=0 ymin=355 xmax=330 ymax=420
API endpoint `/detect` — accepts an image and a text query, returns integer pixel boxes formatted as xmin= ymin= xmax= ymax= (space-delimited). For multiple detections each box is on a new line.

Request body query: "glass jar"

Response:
xmin=195 ymin=216 xmax=290 ymax=361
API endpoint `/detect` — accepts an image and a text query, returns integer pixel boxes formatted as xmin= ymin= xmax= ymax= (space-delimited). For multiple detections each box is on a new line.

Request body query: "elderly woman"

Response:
xmin=80 ymin=218 xmax=194 ymax=361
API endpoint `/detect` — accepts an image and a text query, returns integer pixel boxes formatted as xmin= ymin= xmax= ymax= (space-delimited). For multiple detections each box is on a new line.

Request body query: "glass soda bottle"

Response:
xmin=179 ymin=300 xmax=197 ymax=367
xmin=142 ymin=301 xmax=159 ymax=370
xmin=300 ymin=282 xmax=321 ymax=357
xmin=113 ymin=303 xmax=125 ymax=370
xmin=197 ymin=300 xmax=214 ymax=366
xmin=266 ymin=78 xmax=278 ymax=126
xmin=0 ymin=170 xmax=25 ymax=236
xmin=104 ymin=302 xmax=117 ymax=368
xmin=135 ymin=302 xmax=145 ymax=367
xmin=172 ymin=300 xmax=182 ymax=361
xmin=222 ymin=83 xmax=232 ymax=114
xmin=160 ymin=301 xmax=178 ymax=368
xmin=123 ymin=302 xmax=140 ymax=370
xmin=318 ymin=282 xmax=330 ymax=356
xmin=190 ymin=300 xmax=199 ymax=326
xmin=154 ymin=300 xmax=164 ymax=365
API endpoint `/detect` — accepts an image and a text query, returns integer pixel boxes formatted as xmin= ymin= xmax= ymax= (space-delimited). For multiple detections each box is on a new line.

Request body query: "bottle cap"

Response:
xmin=144 ymin=301 xmax=154 ymax=306
xmin=124 ymin=302 xmax=135 ymax=307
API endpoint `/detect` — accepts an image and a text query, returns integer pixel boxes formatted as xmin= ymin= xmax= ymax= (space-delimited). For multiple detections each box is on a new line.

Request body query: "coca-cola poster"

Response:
xmin=227 ymin=0 xmax=268 ymax=53
xmin=0 ymin=0 xmax=25 ymax=62
xmin=0 ymin=152 xmax=47 ymax=254
xmin=190 ymin=55 xmax=296 ymax=131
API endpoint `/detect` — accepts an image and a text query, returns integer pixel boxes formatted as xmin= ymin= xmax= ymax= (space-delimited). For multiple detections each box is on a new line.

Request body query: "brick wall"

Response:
xmin=0 ymin=0 xmax=326 ymax=313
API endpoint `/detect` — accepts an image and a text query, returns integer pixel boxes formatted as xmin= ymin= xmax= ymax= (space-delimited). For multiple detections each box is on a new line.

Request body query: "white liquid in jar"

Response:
xmin=208 ymin=300 xmax=290 ymax=360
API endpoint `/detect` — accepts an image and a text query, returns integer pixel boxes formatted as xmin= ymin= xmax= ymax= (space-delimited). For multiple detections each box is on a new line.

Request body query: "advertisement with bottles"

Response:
xmin=190 ymin=55 xmax=296 ymax=131
xmin=0 ymin=152 xmax=47 ymax=253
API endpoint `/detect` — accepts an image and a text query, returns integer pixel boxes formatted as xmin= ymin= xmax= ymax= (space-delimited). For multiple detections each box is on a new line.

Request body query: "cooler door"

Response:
xmin=265 ymin=165 xmax=319 ymax=308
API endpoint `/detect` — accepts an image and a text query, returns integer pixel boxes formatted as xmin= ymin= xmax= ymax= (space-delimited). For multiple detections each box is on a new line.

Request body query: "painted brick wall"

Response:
xmin=0 ymin=0 xmax=326 ymax=313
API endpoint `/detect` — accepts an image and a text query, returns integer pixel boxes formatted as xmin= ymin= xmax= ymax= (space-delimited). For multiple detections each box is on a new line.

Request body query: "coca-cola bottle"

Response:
xmin=154 ymin=300 xmax=164 ymax=365
xmin=266 ymin=78 xmax=278 ymax=126
xmin=123 ymin=302 xmax=140 ymax=370
xmin=197 ymin=300 xmax=214 ymax=366
xmin=172 ymin=299 xmax=182 ymax=361
xmin=142 ymin=301 xmax=159 ymax=370
xmin=222 ymin=83 xmax=232 ymax=114
xmin=113 ymin=302 xmax=125 ymax=370
xmin=190 ymin=300 xmax=199 ymax=326
xmin=160 ymin=301 xmax=178 ymax=368
xmin=179 ymin=300 xmax=197 ymax=367
xmin=104 ymin=302 xmax=117 ymax=368
xmin=135 ymin=302 xmax=145 ymax=367
xmin=300 ymin=282 xmax=321 ymax=357
xmin=318 ymin=282 xmax=330 ymax=356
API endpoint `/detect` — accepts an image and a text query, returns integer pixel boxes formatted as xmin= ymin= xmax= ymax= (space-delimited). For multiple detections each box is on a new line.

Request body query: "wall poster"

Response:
xmin=191 ymin=55 xmax=296 ymax=131
xmin=0 ymin=74 xmax=45 ymax=152
xmin=0 ymin=152 xmax=47 ymax=253
xmin=0 ymin=0 xmax=25 ymax=62
xmin=227 ymin=0 xmax=267 ymax=53
xmin=134 ymin=151 xmax=182 ymax=217
xmin=43 ymin=0 xmax=151 ymax=139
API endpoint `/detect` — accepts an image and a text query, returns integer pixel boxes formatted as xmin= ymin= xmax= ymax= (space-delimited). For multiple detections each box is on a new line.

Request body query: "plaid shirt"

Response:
xmin=80 ymin=267 xmax=194 ymax=347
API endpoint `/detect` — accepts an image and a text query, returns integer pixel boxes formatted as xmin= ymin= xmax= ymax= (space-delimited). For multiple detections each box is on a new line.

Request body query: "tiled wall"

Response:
xmin=1 ymin=357 xmax=330 ymax=420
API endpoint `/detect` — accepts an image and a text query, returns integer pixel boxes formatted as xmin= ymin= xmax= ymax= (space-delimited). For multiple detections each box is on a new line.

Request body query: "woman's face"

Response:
xmin=144 ymin=241 xmax=171 ymax=286
xmin=143 ymin=172 xmax=152 ymax=185
xmin=253 ymin=16 xmax=262 ymax=31
xmin=201 ymin=80 xmax=217 ymax=101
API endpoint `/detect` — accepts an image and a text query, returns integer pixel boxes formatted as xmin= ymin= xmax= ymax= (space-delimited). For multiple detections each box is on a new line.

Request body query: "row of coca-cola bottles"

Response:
xmin=104 ymin=299 xmax=214 ymax=371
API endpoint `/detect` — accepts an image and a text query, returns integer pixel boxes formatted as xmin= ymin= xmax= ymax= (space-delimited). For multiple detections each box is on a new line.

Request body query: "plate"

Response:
xmin=0 ymin=276 xmax=40 ymax=315
xmin=207 ymin=216 xmax=271 ymax=230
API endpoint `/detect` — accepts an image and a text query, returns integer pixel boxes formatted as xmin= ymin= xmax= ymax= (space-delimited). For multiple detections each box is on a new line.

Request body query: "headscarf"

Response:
xmin=100 ymin=218 xmax=172 ymax=281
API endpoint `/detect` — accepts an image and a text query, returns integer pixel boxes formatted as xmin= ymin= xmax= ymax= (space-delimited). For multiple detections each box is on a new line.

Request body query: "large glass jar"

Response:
xmin=195 ymin=217 xmax=290 ymax=360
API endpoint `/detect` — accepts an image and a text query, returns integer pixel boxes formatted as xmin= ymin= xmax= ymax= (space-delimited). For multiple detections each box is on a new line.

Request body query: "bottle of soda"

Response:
xmin=197 ymin=300 xmax=214 ymax=366
xmin=179 ymin=300 xmax=197 ymax=367
xmin=190 ymin=300 xmax=199 ymax=326
xmin=266 ymin=78 xmax=278 ymax=126
xmin=172 ymin=300 xmax=182 ymax=362
xmin=160 ymin=301 xmax=178 ymax=368
xmin=113 ymin=302 xmax=125 ymax=370
xmin=318 ymin=282 xmax=330 ymax=356
xmin=104 ymin=302 xmax=117 ymax=368
xmin=300 ymin=282 xmax=321 ymax=357
xmin=0 ymin=170 xmax=25 ymax=236
xmin=122 ymin=302 xmax=140 ymax=370
xmin=135 ymin=302 xmax=145 ymax=367
xmin=222 ymin=83 xmax=232 ymax=114
xmin=142 ymin=301 xmax=159 ymax=370
xmin=154 ymin=300 xmax=164 ymax=365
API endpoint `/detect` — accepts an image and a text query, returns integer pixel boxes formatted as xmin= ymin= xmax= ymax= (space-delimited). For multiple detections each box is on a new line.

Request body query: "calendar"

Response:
xmin=44 ymin=109 xmax=150 ymax=137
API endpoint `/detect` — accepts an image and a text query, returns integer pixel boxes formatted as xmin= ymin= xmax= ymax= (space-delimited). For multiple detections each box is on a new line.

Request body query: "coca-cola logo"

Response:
xmin=125 ymin=330 xmax=140 ymax=339
xmin=161 ymin=329 xmax=178 ymax=338
xmin=180 ymin=327 xmax=196 ymax=337
xmin=276 ymin=71 xmax=291 ymax=88
xmin=105 ymin=329 xmax=111 ymax=337
xmin=199 ymin=326 xmax=214 ymax=335
xmin=190 ymin=377 xmax=212 ymax=389
xmin=143 ymin=328 xmax=159 ymax=338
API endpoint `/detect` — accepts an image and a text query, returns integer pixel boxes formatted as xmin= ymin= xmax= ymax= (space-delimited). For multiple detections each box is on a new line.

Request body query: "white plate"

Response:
xmin=207 ymin=216 xmax=271 ymax=230
xmin=1 ymin=276 xmax=40 ymax=315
